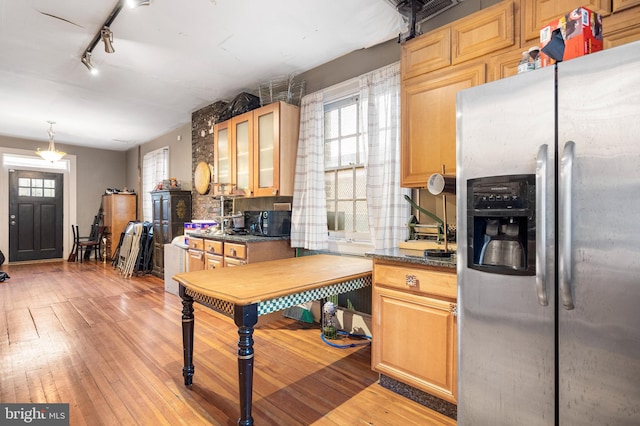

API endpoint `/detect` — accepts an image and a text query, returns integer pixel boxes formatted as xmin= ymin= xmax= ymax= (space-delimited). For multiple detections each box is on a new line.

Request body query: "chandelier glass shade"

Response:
xmin=36 ymin=121 xmax=66 ymax=162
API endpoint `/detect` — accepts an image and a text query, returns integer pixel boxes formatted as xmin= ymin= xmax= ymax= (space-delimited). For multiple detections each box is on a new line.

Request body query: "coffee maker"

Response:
xmin=466 ymin=175 xmax=536 ymax=275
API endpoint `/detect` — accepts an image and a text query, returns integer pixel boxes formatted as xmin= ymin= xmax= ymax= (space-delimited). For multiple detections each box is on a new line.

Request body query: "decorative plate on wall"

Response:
xmin=194 ymin=161 xmax=211 ymax=195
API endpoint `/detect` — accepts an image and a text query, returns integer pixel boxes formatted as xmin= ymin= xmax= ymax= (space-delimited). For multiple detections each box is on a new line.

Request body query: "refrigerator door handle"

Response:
xmin=559 ymin=141 xmax=576 ymax=310
xmin=535 ymin=144 xmax=549 ymax=306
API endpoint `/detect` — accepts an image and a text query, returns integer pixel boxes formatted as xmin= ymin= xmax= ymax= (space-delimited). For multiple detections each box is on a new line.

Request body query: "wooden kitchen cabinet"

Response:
xmin=213 ymin=101 xmax=299 ymax=197
xmin=193 ymin=236 xmax=294 ymax=270
xmin=399 ymin=0 xmax=640 ymax=189
xmin=401 ymin=27 xmax=451 ymax=80
xmin=231 ymin=110 xmax=253 ymax=196
xmin=151 ymin=190 xmax=191 ymax=277
xmin=451 ymin=0 xmax=516 ymax=65
xmin=400 ymin=61 xmax=485 ymax=187
xmin=212 ymin=120 xmax=232 ymax=195
xmin=102 ymin=193 xmax=137 ymax=260
xmin=187 ymin=237 xmax=205 ymax=272
xmin=487 ymin=46 xmax=523 ymax=82
xmin=603 ymin=4 xmax=640 ymax=48
xmin=204 ymin=239 xmax=224 ymax=269
xmin=252 ymin=102 xmax=299 ymax=197
xmin=614 ymin=0 xmax=640 ymax=11
xmin=224 ymin=241 xmax=247 ymax=266
xmin=372 ymin=260 xmax=457 ymax=404
xmin=521 ymin=0 xmax=611 ymax=43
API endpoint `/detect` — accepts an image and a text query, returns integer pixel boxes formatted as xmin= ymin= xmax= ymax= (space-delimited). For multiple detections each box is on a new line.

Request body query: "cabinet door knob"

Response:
xmin=405 ymin=274 xmax=418 ymax=287
xmin=230 ymin=248 xmax=236 ymax=256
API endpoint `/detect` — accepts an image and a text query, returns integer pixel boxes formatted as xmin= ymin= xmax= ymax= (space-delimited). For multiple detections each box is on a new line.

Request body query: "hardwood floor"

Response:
xmin=0 ymin=260 xmax=455 ymax=426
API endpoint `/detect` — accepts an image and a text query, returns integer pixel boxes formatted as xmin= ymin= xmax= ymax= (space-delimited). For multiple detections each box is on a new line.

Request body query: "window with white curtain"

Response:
xmin=291 ymin=62 xmax=407 ymax=252
xmin=324 ymin=95 xmax=370 ymax=243
xmin=142 ymin=147 xmax=168 ymax=222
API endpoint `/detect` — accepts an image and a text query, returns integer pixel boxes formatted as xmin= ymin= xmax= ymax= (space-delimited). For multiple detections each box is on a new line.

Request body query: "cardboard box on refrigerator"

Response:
xmin=539 ymin=6 xmax=603 ymax=68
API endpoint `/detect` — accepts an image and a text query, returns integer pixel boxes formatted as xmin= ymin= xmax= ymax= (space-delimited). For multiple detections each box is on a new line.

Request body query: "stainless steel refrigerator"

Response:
xmin=456 ymin=40 xmax=640 ymax=425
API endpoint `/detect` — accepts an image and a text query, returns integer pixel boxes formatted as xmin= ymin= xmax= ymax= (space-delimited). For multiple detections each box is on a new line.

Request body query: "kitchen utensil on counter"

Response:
xmin=427 ymin=170 xmax=456 ymax=255
xmin=231 ymin=213 xmax=244 ymax=229
xmin=404 ymin=195 xmax=444 ymax=240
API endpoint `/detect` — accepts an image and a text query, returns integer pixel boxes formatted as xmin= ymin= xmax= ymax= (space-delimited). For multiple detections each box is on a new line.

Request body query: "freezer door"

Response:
xmin=456 ymin=65 xmax=556 ymax=425
xmin=557 ymin=41 xmax=640 ymax=425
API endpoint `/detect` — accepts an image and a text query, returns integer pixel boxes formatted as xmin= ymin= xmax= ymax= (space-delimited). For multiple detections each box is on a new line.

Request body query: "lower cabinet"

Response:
xmin=204 ymin=239 xmax=224 ymax=269
xmin=186 ymin=235 xmax=294 ymax=271
xmin=187 ymin=237 xmax=205 ymax=272
xmin=372 ymin=259 xmax=458 ymax=404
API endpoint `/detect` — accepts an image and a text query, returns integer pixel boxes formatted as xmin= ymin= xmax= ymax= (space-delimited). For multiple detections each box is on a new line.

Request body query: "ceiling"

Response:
xmin=0 ymin=0 xmax=403 ymax=151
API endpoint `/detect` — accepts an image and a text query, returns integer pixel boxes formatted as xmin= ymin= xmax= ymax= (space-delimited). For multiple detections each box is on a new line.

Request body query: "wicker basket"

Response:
xmin=258 ymin=74 xmax=306 ymax=107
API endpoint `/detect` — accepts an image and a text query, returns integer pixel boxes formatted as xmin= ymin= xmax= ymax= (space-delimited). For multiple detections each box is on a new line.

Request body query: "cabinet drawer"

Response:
xmin=224 ymin=257 xmax=247 ymax=267
xmin=374 ymin=263 xmax=456 ymax=299
xmin=205 ymin=253 xmax=224 ymax=270
xmin=204 ymin=239 xmax=223 ymax=255
xmin=224 ymin=242 xmax=246 ymax=260
xmin=188 ymin=237 xmax=204 ymax=251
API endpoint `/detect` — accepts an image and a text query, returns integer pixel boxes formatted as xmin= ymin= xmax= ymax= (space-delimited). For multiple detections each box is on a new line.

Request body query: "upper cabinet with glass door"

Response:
xmin=252 ymin=102 xmax=299 ymax=197
xmin=213 ymin=101 xmax=299 ymax=198
xmin=231 ymin=110 xmax=254 ymax=196
xmin=212 ymin=120 xmax=232 ymax=195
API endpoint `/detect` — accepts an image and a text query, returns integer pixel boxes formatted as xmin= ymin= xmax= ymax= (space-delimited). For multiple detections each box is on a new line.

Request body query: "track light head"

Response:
xmin=81 ymin=52 xmax=98 ymax=75
xmin=127 ymin=0 xmax=151 ymax=8
xmin=101 ymin=27 xmax=115 ymax=53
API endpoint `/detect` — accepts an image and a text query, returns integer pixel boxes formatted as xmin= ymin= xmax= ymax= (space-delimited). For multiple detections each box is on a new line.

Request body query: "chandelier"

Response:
xmin=36 ymin=121 xmax=66 ymax=162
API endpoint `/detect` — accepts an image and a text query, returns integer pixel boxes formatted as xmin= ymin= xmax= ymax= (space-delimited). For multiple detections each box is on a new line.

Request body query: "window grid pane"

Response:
xmin=17 ymin=178 xmax=57 ymax=198
xmin=324 ymin=96 xmax=368 ymax=237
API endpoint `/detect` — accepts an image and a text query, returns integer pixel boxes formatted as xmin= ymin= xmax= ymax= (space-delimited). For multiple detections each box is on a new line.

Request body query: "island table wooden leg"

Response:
xmin=180 ymin=285 xmax=195 ymax=386
xmin=234 ymin=303 xmax=258 ymax=426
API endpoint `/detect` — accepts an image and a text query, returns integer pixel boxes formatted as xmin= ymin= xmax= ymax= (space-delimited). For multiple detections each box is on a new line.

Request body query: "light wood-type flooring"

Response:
xmin=0 ymin=260 xmax=455 ymax=425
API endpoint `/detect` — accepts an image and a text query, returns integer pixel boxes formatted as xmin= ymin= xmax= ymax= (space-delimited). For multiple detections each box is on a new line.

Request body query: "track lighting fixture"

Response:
xmin=80 ymin=0 xmax=151 ymax=74
xmin=101 ymin=27 xmax=115 ymax=53
xmin=127 ymin=0 xmax=151 ymax=7
xmin=81 ymin=52 xmax=98 ymax=74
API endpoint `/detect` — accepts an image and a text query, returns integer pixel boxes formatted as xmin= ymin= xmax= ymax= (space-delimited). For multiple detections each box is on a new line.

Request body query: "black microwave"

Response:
xmin=244 ymin=211 xmax=291 ymax=237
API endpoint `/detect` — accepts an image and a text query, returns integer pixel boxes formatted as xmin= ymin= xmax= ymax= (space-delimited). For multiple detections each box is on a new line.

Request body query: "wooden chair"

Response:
xmin=73 ymin=224 xmax=104 ymax=262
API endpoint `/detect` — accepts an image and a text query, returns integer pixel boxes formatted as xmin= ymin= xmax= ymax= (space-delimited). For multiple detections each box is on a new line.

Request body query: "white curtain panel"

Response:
xmin=359 ymin=62 xmax=410 ymax=250
xmin=291 ymin=91 xmax=329 ymax=250
xmin=142 ymin=147 xmax=168 ymax=222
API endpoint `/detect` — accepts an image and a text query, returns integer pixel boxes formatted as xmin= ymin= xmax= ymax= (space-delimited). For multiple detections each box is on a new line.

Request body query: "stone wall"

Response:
xmin=190 ymin=100 xmax=294 ymax=221
xmin=190 ymin=101 xmax=227 ymax=219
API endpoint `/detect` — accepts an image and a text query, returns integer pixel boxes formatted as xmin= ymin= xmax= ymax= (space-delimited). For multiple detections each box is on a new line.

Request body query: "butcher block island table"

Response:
xmin=172 ymin=254 xmax=373 ymax=426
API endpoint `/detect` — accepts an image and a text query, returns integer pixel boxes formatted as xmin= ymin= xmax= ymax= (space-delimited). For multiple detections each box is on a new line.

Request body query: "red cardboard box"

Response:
xmin=539 ymin=6 xmax=603 ymax=67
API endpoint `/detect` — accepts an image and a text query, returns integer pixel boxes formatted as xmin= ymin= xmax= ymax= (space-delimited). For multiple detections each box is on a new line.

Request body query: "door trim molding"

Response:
xmin=0 ymin=148 xmax=77 ymax=263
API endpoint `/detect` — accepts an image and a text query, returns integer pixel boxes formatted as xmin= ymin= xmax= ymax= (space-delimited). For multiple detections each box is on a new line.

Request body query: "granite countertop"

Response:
xmin=366 ymin=247 xmax=457 ymax=270
xmin=186 ymin=231 xmax=290 ymax=244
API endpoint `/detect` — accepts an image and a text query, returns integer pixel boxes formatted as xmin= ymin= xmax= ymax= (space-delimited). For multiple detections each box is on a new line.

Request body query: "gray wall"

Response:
xmin=126 ymin=0 xmax=505 ymax=221
xmin=126 ymin=123 xmax=192 ymax=219
xmin=0 ymin=134 xmax=128 ymax=231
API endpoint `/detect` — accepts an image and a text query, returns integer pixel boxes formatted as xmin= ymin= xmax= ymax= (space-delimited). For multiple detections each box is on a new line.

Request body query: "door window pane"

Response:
xmin=17 ymin=177 xmax=56 ymax=198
